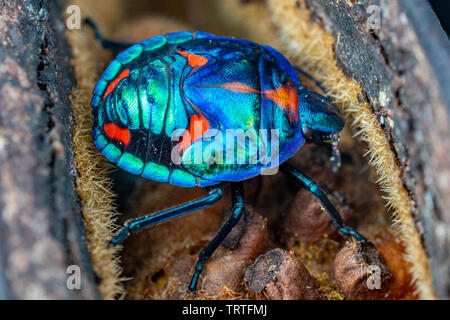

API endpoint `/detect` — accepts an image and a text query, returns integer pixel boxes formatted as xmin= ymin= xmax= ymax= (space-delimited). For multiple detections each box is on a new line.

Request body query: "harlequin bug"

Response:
xmin=86 ymin=19 xmax=368 ymax=293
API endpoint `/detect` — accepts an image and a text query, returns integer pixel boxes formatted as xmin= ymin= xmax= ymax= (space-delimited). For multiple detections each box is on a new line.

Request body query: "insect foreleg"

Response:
xmin=280 ymin=162 xmax=367 ymax=241
xmin=306 ymin=132 xmax=342 ymax=173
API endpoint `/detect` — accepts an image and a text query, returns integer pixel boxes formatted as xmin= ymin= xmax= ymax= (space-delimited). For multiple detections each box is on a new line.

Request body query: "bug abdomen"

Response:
xmin=91 ymin=33 xmax=221 ymax=187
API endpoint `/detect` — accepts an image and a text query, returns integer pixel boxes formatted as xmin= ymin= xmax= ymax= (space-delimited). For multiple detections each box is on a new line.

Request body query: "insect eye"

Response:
xmin=302 ymin=125 xmax=313 ymax=139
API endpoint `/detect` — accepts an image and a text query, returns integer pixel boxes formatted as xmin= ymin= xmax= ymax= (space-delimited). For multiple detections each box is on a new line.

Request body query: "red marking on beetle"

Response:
xmin=263 ymin=82 xmax=299 ymax=122
xmin=103 ymin=69 xmax=130 ymax=99
xmin=179 ymin=113 xmax=210 ymax=153
xmin=177 ymin=50 xmax=208 ymax=68
xmin=103 ymin=123 xmax=131 ymax=145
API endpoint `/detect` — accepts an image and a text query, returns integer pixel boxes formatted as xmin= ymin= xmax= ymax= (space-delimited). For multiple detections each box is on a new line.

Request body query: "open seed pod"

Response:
xmin=0 ymin=0 xmax=448 ymax=300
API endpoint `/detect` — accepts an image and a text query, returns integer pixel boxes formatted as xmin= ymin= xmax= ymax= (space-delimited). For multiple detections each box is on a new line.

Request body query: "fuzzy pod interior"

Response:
xmin=66 ymin=0 xmax=434 ymax=299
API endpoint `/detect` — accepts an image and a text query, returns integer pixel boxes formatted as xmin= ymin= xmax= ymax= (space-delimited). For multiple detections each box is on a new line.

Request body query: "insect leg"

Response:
xmin=281 ymin=162 xmax=367 ymax=241
xmin=308 ymin=132 xmax=342 ymax=173
xmin=189 ymin=182 xmax=246 ymax=293
xmin=84 ymin=18 xmax=133 ymax=51
xmin=109 ymin=186 xmax=224 ymax=245
xmin=294 ymin=66 xmax=327 ymax=93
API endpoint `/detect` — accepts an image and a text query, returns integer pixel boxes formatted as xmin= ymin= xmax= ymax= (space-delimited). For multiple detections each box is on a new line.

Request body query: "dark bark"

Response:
xmin=305 ymin=0 xmax=450 ymax=299
xmin=0 ymin=0 xmax=99 ymax=299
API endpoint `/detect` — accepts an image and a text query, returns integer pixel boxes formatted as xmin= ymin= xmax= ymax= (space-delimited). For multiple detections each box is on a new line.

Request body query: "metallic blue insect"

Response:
xmin=87 ymin=19 xmax=369 ymax=293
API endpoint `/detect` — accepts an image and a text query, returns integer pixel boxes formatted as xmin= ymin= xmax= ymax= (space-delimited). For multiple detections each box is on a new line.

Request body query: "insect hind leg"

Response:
xmin=189 ymin=182 xmax=246 ymax=293
xmin=84 ymin=17 xmax=133 ymax=52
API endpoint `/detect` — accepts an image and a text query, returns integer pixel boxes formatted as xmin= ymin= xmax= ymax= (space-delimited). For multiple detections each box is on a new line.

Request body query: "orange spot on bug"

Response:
xmin=263 ymin=82 xmax=299 ymax=122
xmin=217 ymin=82 xmax=260 ymax=94
xmin=103 ymin=69 xmax=130 ymax=99
xmin=177 ymin=50 xmax=208 ymax=68
xmin=103 ymin=123 xmax=131 ymax=145
xmin=179 ymin=113 xmax=210 ymax=154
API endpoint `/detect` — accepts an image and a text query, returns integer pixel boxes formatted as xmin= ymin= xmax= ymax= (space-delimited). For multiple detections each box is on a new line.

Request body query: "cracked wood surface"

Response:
xmin=0 ymin=0 xmax=99 ymax=299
